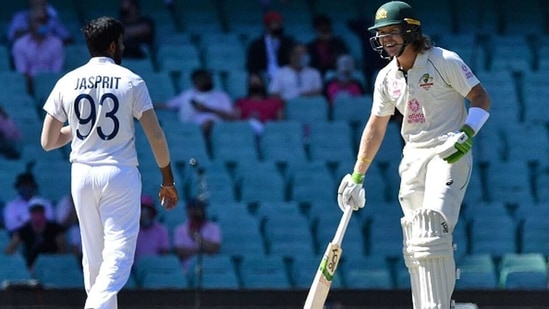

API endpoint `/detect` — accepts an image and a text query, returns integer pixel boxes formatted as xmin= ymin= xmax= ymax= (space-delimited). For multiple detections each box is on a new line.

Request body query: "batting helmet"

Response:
xmin=368 ymin=1 xmax=422 ymax=43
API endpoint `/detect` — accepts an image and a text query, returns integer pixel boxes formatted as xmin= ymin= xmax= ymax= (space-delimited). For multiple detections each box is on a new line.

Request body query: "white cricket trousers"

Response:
xmin=71 ymin=163 xmax=141 ymax=309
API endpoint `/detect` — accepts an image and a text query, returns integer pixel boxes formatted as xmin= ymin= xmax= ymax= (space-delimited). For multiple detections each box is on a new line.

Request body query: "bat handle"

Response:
xmin=332 ymin=204 xmax=354 ymax=246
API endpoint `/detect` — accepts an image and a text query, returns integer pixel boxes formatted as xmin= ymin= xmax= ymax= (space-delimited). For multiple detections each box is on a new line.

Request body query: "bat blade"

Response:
xmin=303 ymin=205 xmax=353 ymax=309
xmin=303 ymin=242 xmax=343 ymax=309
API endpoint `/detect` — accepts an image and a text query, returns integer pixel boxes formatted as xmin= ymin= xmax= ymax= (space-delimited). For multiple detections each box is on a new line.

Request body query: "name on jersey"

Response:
xmin=74 ymin=76 xmax=121 ymax=90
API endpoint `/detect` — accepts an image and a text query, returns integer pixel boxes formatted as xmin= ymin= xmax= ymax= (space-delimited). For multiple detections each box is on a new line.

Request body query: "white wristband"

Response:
xmin=464 ymin=107 xmax=489 ymax=136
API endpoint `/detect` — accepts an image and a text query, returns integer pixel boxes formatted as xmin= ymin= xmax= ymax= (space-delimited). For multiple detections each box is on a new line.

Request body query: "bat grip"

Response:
xmin=332 ymin=205 xmax=354 ymax=246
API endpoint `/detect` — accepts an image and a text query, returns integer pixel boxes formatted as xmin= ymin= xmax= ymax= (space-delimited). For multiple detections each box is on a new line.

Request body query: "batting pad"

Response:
xmin=402 ymin=209 xmax=456 ymax=309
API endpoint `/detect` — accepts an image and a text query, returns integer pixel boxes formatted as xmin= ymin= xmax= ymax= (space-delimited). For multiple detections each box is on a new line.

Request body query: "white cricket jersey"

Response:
xmin=43 ymin=57 xmax=153 ymax=166
xmin=372 ymin=47 xmax=480 ymax=148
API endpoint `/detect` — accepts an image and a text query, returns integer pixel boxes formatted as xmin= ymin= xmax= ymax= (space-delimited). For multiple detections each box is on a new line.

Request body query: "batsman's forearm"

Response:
xmin=354 ymin=122 xmax=386 ymax=174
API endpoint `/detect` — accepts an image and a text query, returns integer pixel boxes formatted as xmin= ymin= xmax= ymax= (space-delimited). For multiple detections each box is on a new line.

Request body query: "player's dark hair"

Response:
xmin=411 ymin=34 xmax=433 ymax=53
xmin=83 ymin=17 xmax=125 ymax=57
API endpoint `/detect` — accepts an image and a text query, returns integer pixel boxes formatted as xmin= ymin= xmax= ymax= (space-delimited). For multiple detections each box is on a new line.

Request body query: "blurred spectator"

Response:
xmin=235 ymin=73 xmax=284 ymax=134
xmin=157 ymin=69 xmax=236 ymax=138
xmin=306 ymin=14 xmax=349 ymax=76
xmin=268 ymin=43 xmax=323 ymax=100
xmin=3 ymin=172 xmax=55 ymax=233
xmin=246 ymin=10 xmax=295 ymax=80
xmin=134 ymin=194 xmax=171 ymax=264
xmin=119 ymin=0 xmax=155 ymax=59
xmin=0 ymin=105 xmax=22 ymax=160
xmin=7 ymin=0 xmax=72 ymax=45
xmin=324 ymin=54 xmax=365 ymax=105
xmin=11 ymin=7 xmax=64 ymax=94
xmin=346 ymin=18 xmax=388 ymax=93
xmin=4 ymin=197 xmax=67 ymax=268
xmin=173 ymin=198 xmax=221 ymax=273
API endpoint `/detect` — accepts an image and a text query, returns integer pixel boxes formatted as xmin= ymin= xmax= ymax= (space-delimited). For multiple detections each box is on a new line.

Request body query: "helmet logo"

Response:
xmin=375 ymin=8 xmax=388 ymax=20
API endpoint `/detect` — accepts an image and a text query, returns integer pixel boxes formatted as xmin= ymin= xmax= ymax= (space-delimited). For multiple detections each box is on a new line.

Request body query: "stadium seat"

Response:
xmin=63 ymin=44 xmax=90 ymax=71
xmin=455 ymin=254 xmax=498 ymax=290
xmin=33 ymin=72 xmax=64 ymax=103
xmin=235 ymin=161 xmax=286 ymax=203
xmin=0 ymin=72 xmax=28 ymax=98
xmin=259 ymin=121 xmax=308 ymax=164
xmin=469 ymin=215 xmax=517 ymax=257
xmin=284 ymin=96 xmax=329 ymax=125
xmin=502 ymin=123 xmax=548 ymax=164
xmin=187 ymin=254 xmax=239 ymax=289
xmin=155 ymin=44 xmax=201 ymax=73
xmin=140 ymin=71 xmax=177 ymax=103
xmin=238 ymin=255 xmax=292 ymax=289
xmin=162 ymin=121 xmax=210 ymax=168
xmin=223 ymin=69 xmax=248 ymax=100
xmin=141 ymin=272 xmax=188 ymax=289
xmin=488 ymin=35 xmax=533 ymax=72
xmin=262 ymin=213 xmax=316 ymax=258
xmin=367 ymin=216 xmax=403 ymax=258
xmin=315 ymin=214 xmax=366 ymax=258
xmin=483 ymin=160 xmax=534 ymax=205
xmin=290 ymin=255 xmax=344 ymax=289
xmin=216 ymin=207 xmax=266 ymax=257
xmin=209 ymin=121 xmax=259 ymax=164
xmin=308 ymin=120 xmax=355 ymax=163
xmin=133 ymin=254 xmax=183 ymax=286
xmin=342 ymin=255 xmax=393 ymax=289
xmin=285 ymin=160 xmax=336 ymax=204
xmin=331 ymin=95 xmax=372 ymax=126
xmin=32 ymin=159 xmax=71 ymax=203
xmin=0 ymin=253 xmax=32 ymax=284
xmin=182 ymin=159 xmax=233 ymax=202
xmin=498 ymin=253 xmax=548 ymax=289
xmin=32 ymin=254 xmax=84 ymax=288
xmin=519 ymin=216 xmax=549 ymax=256
xmin=0 ymin=44 xmax=10 ymax=71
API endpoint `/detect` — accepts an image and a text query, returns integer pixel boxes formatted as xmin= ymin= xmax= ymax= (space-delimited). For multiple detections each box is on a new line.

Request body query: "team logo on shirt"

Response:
xmin=406 ymin=98 xmax=425 ymax=124
xmin=419 ymin=73 xmax=434 ymax=90
xmin=462 ymin=64 xmax=474 ymax=79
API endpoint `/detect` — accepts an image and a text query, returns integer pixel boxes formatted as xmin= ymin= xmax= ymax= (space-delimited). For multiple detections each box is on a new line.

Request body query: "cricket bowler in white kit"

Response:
xmin=40 ymin=17 xmax=179 ymax=309
xmin=337 ymin=2 xmax=491 ymax=308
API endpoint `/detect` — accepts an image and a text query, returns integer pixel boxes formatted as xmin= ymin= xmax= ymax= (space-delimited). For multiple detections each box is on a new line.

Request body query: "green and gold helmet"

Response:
xmin=368 ymin=1 xmax=421 ymax=38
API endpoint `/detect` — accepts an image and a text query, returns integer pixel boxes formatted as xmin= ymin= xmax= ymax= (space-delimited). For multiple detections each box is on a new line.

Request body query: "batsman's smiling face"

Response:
xmin=376 ymin=25 xmax=405 ymax=57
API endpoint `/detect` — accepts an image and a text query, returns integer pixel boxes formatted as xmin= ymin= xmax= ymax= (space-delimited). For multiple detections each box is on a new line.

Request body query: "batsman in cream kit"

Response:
xmin=335 ymin=1 xmax=491 ymax=309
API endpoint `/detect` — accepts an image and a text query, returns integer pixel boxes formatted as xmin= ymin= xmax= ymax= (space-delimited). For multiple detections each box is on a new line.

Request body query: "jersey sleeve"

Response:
xmin=440 ymin=50 xmax=480 ymax=98
xmin=371 ymin=70 xmax=396 ymax=117
xmin=43 ymin=79 xmax=68 ymax=123
xmin=131 ymin=76 xmax=154 ymax=119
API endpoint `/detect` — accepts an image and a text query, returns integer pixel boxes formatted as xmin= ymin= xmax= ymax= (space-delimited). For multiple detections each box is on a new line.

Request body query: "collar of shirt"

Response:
xmin=88 ymin=57 xmax=116 ymax=65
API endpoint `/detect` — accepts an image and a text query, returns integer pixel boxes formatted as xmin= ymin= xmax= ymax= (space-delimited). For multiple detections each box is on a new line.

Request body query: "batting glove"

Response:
xmin=436 ymin=125 xmax=474 ymax=164
xmin=337 ymin=172 xmax=366 ymax=212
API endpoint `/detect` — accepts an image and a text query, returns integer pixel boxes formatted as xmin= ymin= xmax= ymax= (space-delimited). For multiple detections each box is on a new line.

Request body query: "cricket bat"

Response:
xmin=303 ymin=205 xmax=354 ymax=309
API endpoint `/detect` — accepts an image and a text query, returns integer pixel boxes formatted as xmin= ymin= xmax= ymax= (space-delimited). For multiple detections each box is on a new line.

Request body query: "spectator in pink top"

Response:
xmin=11 ymin=7 xmax=64 ymax=94
xmin=134 ymin=195 xmax=171 ymax=264
xmin=173 ymin=198 xmax=221 ymax=273
xmin=235 ymin=73 xmax=284 ymax=134
xmin=324 ymin=54 xmax=365 ymax=105
xmin=0 ymin=105 xmax=22 ymax=160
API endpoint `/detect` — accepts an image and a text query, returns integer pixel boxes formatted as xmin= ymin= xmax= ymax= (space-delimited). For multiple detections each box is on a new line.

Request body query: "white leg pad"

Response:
xmin=402 ymin=209 xmax=456 ymax=309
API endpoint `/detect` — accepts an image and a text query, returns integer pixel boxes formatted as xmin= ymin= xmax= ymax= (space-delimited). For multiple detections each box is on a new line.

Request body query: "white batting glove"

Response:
xmin=337 ymin=173 xmax=366 ymax=212
xmin=435 ymin=126 xmax=474 ymax=164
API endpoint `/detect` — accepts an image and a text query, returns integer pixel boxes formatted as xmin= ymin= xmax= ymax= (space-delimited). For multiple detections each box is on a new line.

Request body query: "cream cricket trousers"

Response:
xmin=72 ymin=163 xmax=141 ymax=309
